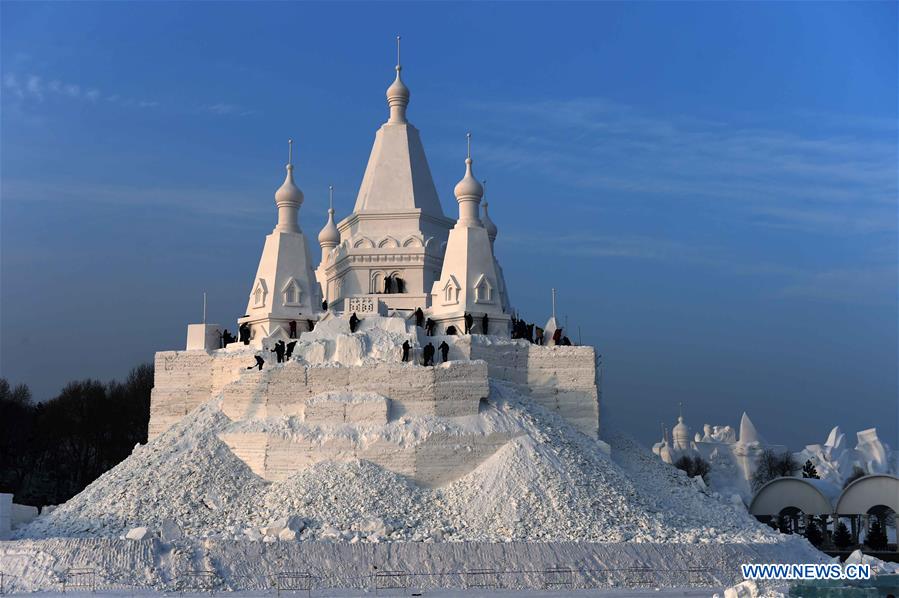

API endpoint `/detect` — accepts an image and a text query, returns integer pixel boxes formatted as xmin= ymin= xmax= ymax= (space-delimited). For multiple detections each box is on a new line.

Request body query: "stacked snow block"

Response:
xmin=219 ymin=427 xmax=512 ymax=487
xmin=148 ymin=350 xmax=249 ymax=438
xmin=219 ymin=361 xmax=488 ymax=422
xmin=462 ymin=339 xmax=600 ymax=438
xmin=304 ymin=392 xmax=389 ymax=425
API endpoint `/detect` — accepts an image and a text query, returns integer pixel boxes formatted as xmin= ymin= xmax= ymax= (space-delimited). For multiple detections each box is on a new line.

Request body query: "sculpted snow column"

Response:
xmin=429 ymin=135 xmax=511 ymax=336
xmin=239 ymin=140 xmax=322 ymax=342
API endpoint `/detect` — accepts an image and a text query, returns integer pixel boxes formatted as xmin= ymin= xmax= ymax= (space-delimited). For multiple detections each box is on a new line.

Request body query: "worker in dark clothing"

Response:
xmin=395 ymin=277 xmax=405 ymax=293
xmin=464 ymin=312 xmax=473 ymax=334
xmin=526 ymin=323 xmax=534 ymax=343
xmin=239 ymin=322 xmax=251 ymax=345
xmin=438 ymin=340 xmax=449 ymax=362
xmin=285 ymin=340 xmax=298 ymax=359
xmin=288 ymin=320 xmax=297 ymax=339
xmin=349 ymin=312 xmax=360 ymax=333
xmin=402 ymin=340 xmax=411 ymax=362
xmin=221 ymin=330 xmax=236 ymax=347
xmin=446 ymin=325 xmax=457 ymax=335
xmin=481 ymin=313 xmax=489 ymax=335
xmin=425 ymin=318 xmax=435 ymax=336
xmin=247 ymin=355 xmax=265 ymax=370
xmin=535 ymin=327 xmax=544 ymax=345
xmin=322 ymin=299 xmax=328 ymax=311
xmin=307 ymin=319 xmax=315 ymax=331
xmin=552 ymin=328 xmax=563 ymax=345
xmin=422 ymin=342 xmax=435 ymax=366
xmin=561 ymin=336 xmax=572 ymax=346
xmin=383 ymin=275 xmax=393 ymax=294
xmin=414 ymin=307 xmax=424 ymax=328
xmin=271 ymin=340 xmax=286 ymax=363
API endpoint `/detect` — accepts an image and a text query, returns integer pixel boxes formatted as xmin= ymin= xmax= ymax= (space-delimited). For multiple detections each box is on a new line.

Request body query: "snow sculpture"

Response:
xmin=237 ymin=140 xmax=322 ymax=344
xmin=794 ymin=426 xmax=895 ymax=486
xmin=316 ymin=40 xmax=455 ymax=312
xmin=428 ymin=134 xmax=511 ymax=335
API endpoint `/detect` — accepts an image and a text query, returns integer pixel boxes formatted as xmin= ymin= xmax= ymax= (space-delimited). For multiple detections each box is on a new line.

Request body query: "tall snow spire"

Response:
xmin=274 ymin=138 xmax=304 ymax=233
xmin=453 ymin=132 xmax=483 ymax=226
xmin=481 ymin=178 xmax=498 ymax=247
xmin=386 ymin=35 xmax=410 ymax=124
xmin=318 ymin=184 xmax=340 ymax=252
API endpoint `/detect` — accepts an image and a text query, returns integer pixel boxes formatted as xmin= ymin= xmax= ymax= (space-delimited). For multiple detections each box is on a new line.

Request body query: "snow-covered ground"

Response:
xmin=10 ymin=590 xmax=725 ymax=597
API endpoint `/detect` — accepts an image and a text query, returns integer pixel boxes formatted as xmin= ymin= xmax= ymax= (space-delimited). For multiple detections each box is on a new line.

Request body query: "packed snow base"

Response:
xmin=10 ymin=351 xmax=831 ymax=593
xmin=22 ymin=383 xmax=782 ymax=545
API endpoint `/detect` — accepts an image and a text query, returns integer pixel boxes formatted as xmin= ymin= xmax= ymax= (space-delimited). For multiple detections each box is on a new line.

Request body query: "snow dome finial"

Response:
xmin=386 ymin=35 xmax=410 ymax=124
xmin=318 ymin=184 xmax=340 ymax=250
xmin=274 ymin=139 xmax=303 ymax=232
xmin=453 ymin=132 xmax=484 ymax=225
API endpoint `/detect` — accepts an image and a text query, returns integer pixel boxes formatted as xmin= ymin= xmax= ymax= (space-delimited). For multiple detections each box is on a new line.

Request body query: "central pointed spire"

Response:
xmin=386 ymin=35 xmax=410 ymax=124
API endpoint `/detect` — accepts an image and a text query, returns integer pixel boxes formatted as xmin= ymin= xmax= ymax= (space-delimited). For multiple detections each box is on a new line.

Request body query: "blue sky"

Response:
xmin=2 ymin=2 xmax=896 ymax=449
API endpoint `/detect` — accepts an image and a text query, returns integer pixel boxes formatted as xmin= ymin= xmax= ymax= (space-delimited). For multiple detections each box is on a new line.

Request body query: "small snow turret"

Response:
xmin=429 ymin=134 xmax=512 ymax=335
xmin=239 ymin=140 xmax=322 ymax=343
xmin=386 ymin=36 xmax=410 ymax=124
xmin=672 ymin=416 xmax=690 ymax=451
xmin=318 ymin=185 xmax=340 ymax=254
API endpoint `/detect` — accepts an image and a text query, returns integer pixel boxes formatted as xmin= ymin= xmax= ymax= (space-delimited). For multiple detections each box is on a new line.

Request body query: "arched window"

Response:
xmin=281 ymin=279 xmax=302 ymax=307
xmin=251 ymin=279 xmax=268 ymax=308
xmin=474 ymin=274 xmax=493 ymax=304
xmin=442 ymin=275 xmax=460 ymax=305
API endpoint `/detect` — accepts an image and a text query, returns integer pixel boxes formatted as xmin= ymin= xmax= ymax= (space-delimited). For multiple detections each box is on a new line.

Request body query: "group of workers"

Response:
xmin=241 ymin=306 xmax=571 ymax=371
xmin=509 ymin=316 xmax=572 ymax=346
xmin=401 ymin=339 xmax=449 ymax=366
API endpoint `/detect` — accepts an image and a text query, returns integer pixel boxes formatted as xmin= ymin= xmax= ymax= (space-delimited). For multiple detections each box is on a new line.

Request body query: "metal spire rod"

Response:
xmin=396 ymin=35 xmax=401 ymax=67
xmin=202 ymin=292 xmax=207 ymax=324
xmin=328 ymin=185 xmax=334 ymax=210
xmin=466 ymin=132 xmax=471 ymax=159
xmin=288 ymin=138 xmax=293 ymax=166
xmin=482 ymin=179 xmax=487 ymax=199
xmin=551 ymin=287 xmax=557 ymax=320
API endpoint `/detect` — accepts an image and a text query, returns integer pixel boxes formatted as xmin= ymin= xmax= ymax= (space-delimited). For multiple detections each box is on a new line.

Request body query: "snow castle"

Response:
xmin=149 ymin=44 xmax=600 ymax=486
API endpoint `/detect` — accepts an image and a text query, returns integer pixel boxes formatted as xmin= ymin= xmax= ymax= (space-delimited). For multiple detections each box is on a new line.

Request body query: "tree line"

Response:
xmin=0 ymin=364 xmax=153 ymax=507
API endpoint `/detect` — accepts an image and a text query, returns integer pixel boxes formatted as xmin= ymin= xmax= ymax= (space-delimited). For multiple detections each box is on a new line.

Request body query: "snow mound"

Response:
xmin=19 ymin=399 xmax=267 ymax=540
xmin=20 ymin=382 xmax=788 ymax=547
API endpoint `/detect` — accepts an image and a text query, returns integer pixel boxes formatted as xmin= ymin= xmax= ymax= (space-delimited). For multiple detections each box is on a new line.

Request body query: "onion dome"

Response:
xmin=274 ymin=139 xmax=304 ymax=233
xmin=386 ymin=36 xmax=410 ymax=123
xmin=454 ymin=133 xmax=484 ymax=202
xmin=275 ymin=139 xmax=303 ymax=209
xmin=454 ymin=157 xmax=483 ymax=200
xmin=275 ymin=164 xmax=304 ymax=208
xmin=318 ymin=185 xmax=340 ymax=248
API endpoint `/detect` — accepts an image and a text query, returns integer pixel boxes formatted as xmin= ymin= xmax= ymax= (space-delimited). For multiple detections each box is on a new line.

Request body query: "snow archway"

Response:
xmin=835 ymin=474 xmax=899 ymax=515
xmin=749 ymin=477 xmax=838 ymax=516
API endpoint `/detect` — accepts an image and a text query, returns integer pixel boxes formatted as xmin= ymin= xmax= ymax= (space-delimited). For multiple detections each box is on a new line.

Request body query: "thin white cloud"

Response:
xmin=3 ymin=71 xmax=255 ymax=118
xmin=467 ymin=97 xmax=897 ymax=235
xmin=202 ymin=102 xmax=257 ymax=117
xmin=3 ymin=72 xmax=159 ymax=110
